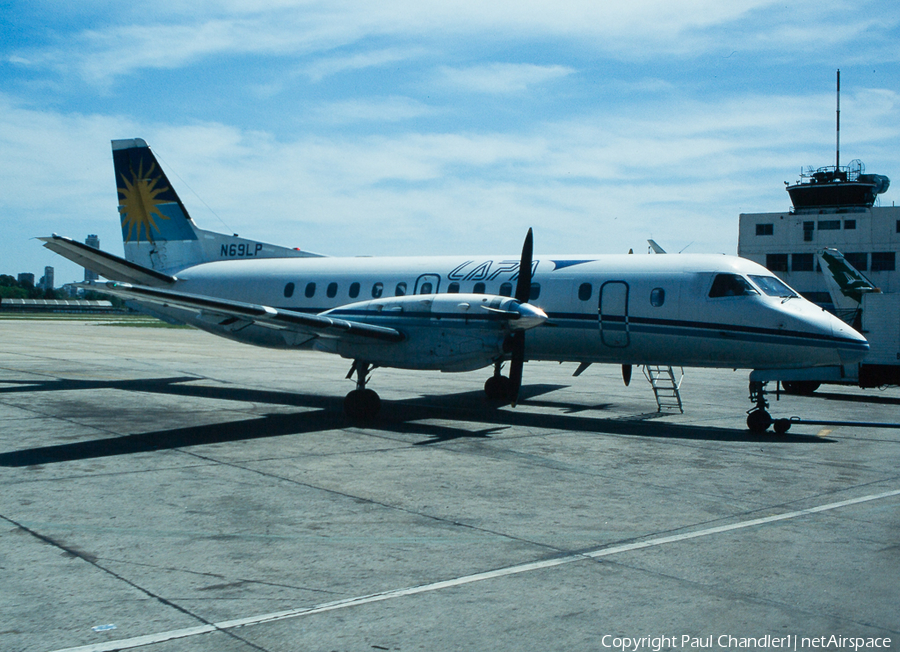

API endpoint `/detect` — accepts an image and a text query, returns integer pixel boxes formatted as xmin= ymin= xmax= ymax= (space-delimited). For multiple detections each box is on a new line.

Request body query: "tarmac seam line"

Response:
xmin=47 ymin=487 xmax=900 ymax=652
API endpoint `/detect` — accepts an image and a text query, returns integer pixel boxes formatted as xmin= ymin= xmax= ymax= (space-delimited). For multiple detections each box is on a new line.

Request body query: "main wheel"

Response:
xmin=747 ymin=408 xmax=772 ymax=433
xmin=782 ymin=381 xmax=820 ymax=395
xmin=484 ymin=375 xmax=512 ymax=401
xmin=344 ymin=388 xmax=381 ymax=420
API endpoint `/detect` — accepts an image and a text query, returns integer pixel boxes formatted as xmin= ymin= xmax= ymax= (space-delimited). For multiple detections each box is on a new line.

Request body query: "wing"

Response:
xmin=95 ymin=281 xmax=405 ymax=343
xmin=39 ymin=235 xmax=176 ymax=286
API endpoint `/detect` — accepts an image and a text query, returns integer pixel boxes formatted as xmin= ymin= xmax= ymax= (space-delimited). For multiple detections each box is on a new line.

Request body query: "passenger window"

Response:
xmin=708 ymin=274 xmax=757 ymax=298
xmin=395 ymin=282 xmax=407 ymax=296
xmin=473 ymin=282 xmax=486 ymax=294
xmin=447 ymin=282 xmax=460 ymax=294
xmin=499 ymin=282 xmax=513 ymax=297
xmin=372 ymin=282 xmax=384 ymax=298
xmin=349 ymin=282 xmax=360 ymax=299
xmin=650 ymin=288 xmax=665 ymax=307
xmin=578 ymin=283 xmax=592 ymax=301
xmin=284 ymin=282 xmax=295 ymax=298
xmin=419 ymin=282 xmax=433 ymax=294
xmin=305 ymin=282 xmax=316 ymax=298
xmin=529 ymin=284 xmax=541 ymax=301
xmin=326 ymin=282 xmax=338 ymax=298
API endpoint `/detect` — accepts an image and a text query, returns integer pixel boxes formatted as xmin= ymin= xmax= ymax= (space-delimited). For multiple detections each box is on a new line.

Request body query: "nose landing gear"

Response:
xmin=747 ymin=381 xmax=791 ymax=434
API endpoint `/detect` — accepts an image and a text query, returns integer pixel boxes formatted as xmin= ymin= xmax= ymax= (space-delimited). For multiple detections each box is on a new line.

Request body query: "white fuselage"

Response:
xmin=154 ymin=252 xmax=868 ymax=373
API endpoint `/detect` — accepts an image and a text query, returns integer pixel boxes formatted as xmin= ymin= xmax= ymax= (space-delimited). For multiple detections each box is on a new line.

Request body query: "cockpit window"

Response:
xmin=708 ymin=274 xmax=758 ymax=298
xmin=749 ymin=275 xmax=799 ymax=298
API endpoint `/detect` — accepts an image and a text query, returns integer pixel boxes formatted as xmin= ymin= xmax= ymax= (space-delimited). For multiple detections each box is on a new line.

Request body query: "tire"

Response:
xmin=344 ymin=388 xmax=381 ymax=420
xmin=484 ymin=375 xmax=511 ymax=401
xmin=747 ymin=409 xmax=772 ymax=433
xmin=782 ymin=381 xmax=820 ymax=395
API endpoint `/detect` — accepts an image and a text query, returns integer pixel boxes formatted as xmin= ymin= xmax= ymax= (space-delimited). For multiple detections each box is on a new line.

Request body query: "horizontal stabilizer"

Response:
xmin=97 ymin=282 xmax=405 ymax=343
xmin=39 ymin=235 xmax=176 ymax=286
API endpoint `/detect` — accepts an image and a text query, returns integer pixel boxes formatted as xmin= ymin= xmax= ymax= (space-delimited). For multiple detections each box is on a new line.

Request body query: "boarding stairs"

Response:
xmin=643 ymin=365 xmax=684 ymax=413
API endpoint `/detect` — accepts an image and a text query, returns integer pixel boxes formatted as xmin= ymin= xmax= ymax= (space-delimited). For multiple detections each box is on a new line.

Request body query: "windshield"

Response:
xmin=749 ymin=275 xmax=798 ymax=298
xmin=708 ymin=273 xmax=759 ymax=298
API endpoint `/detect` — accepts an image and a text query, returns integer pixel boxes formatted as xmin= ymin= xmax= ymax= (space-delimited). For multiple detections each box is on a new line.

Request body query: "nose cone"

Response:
xmin=830 ymin=315 xmax=869 ymax=365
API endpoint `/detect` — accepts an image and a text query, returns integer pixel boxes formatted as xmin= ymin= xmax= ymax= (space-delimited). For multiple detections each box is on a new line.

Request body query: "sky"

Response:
xmin=2 ymin=1 xmax=899 ymax=285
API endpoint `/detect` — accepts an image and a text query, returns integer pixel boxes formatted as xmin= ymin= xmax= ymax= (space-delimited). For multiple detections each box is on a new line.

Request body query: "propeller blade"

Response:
xmin=509 ymin=228 xmax=534 ymax=406
xmin=514 ymin=228 xmax=534 ymax=304
xmin=507 ymin=331 xmax=525 ymax=406
xmin=622 ymin=364 xmax=632 ymax=386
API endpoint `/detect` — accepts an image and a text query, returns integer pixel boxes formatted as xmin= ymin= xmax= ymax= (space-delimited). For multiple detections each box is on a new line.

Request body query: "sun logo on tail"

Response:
xmin=118 ymin=161 xmax=169 ymax=243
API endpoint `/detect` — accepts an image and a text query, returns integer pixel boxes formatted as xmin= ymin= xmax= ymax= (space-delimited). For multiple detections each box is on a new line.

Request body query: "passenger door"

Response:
xmin=415 ymin=274 xmax=441 ymax=295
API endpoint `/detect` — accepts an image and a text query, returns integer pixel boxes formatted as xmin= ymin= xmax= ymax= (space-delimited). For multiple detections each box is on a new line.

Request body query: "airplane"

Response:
xmin=41 ymin=138 xmax=870 ymax=433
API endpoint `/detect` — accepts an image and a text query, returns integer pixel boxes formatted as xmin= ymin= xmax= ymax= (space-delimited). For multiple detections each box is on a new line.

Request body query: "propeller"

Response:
xmin=507 ymin=228 xmax=534 ymax=406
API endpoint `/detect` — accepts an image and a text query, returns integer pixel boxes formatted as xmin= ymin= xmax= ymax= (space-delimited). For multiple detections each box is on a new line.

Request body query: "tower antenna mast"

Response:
xmin=835 ymin=69 xmax=841 ymax=170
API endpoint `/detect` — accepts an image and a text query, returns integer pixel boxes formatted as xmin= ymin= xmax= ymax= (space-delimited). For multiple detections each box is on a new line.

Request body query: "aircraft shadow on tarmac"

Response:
xmin=0 ymin=376 xmax=830 ymax=467
xmin=810 ymin=390 xmax=900 ymax=406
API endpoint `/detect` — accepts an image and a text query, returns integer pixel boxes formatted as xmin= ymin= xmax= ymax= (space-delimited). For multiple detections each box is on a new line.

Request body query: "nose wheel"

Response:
xmin=747 ymin=381 xmax=791 ymax=434
xmin=344 ymin=361 xmax=381 ymax=420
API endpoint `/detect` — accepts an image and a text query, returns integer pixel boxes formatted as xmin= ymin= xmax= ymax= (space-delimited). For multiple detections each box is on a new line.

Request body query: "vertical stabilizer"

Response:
xmin=816 ymin=248 xmax=880 ymax=327
xmin=113 ymin=138 xmax=323 ymax=272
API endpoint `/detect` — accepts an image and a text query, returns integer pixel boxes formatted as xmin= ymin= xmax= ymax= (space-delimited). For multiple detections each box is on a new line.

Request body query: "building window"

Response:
xmin=755 ymin=223 xmax=774 ymax=236
xmin=766 ymin=253 xmax=788 ymax=272
xmin=818 ymin=220 xmax=840 ymax=230
xmin=305 ymin=282 xmax=316 ymax=298
xmin=499 ymin=282 xmax=512 ymax=297
xmin=803 ymin=221 xmax=814 ymax=242
xmin=871 ymin=252 xmax=896 ymax=272
xmin=372 ymin=282 xmax=384 ymax=298
xmin=349 ymin=282 xmax=360 ymax=299
xmin=650 ymin=288 xmax=665 ymax=307
xmin=395 ymin=282 xmax=407 ymax=296
xmin=284 ymin=282 xmax=295 ymax=298
xmin=844 ymin=220 xmax=856 ymax=230
xmin=578 ymin=283 xmax=592 ymax=301
xmin=473 ymin=282 xmax=486 ymax=294
xmin=447 ymin=282 xmax=460 ymax=293
xmin=791 ymin=253 xmax=814 ymax=272
xmin=845 ymin=253 xmax=867 ymax=272
xmin=896 ymin=220 xmax=900 ymax=234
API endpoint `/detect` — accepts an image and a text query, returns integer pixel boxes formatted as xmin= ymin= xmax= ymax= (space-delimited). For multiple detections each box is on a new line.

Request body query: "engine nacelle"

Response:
xmin=319 ymin=294 xmax=545 ymax=371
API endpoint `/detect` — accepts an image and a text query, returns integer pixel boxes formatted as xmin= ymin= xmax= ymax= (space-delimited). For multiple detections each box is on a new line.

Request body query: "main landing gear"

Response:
xmin=747 ymin=381 xmax=792 ymax=434
xmin=344 ymin=360 xmax=381 ymax=420
xmin=484 ymin=361 xmax=513 ymax=401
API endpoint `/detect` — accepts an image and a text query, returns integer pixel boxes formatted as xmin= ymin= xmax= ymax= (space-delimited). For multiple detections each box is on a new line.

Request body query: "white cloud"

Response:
xmin=438 ymin=63 xmax=574 ymax=94
xmin=12 ymin=0 xmax=876 ymax=85
xmin=302 ymin=48 xmax=426 ymax=82
xmin=312 ymin=97 xmax=435 ymax=124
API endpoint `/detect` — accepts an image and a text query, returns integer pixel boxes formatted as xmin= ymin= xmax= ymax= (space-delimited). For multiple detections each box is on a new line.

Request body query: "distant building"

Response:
xmin=39 ymin=266 xmax=55 ymax=291
xmin=84 ymin=234 xmax=100 ymax=282
xmin=17 ymin=273 xmax=35 ymax=287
